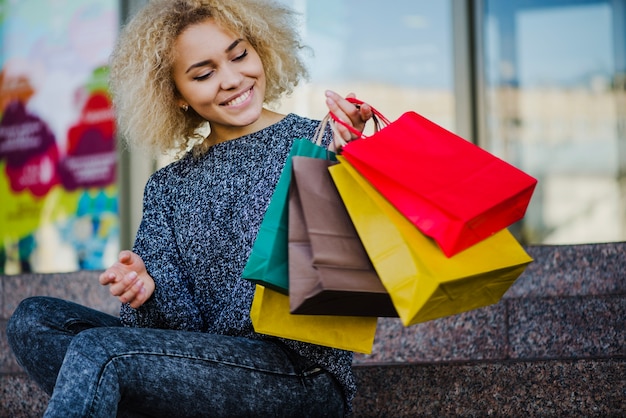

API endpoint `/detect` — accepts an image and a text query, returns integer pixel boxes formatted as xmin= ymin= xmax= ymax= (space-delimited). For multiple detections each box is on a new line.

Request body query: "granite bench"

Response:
xmin=1 ymin=243 xmax=625 ymax=417
xmin=351 ymin=243 xmax=626 ymax=416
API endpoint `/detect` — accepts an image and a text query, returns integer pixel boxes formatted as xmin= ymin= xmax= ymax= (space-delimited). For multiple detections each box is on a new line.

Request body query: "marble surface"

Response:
xmin=1 ymin=270 xmax=117 ymax=318
xmin=0 ymin=376 xmax=48 ymax=418
xmin=1 ymin=271 xmax=112 ymax=418
xmin=350 ymin=242 xmax=626 ymax=417
xmin=505 ymin=243 xmax=626 ymax=298
xmin=1 ymin=243 xmax=625 ymax=417
xmin=353 ymin=243 xmax=626 ymax=365
xmin=352 ymin=359 xmax=626 ymax=417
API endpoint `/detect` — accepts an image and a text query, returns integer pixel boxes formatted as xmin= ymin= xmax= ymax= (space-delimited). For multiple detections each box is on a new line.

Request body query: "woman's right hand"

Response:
xmin=99 ymin=250 xmax=155 ymax=309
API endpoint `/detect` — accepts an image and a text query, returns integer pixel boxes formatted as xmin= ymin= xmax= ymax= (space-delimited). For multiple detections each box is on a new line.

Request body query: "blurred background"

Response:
xmin=1 ymin=0 xmax=624 ymax=274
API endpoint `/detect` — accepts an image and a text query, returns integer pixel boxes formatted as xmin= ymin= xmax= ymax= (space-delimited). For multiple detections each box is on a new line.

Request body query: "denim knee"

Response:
xmin=64 ymin=327 xmax=116 ymax=362
xmin=46 ymin=328 xmax=124 ymax=417
xmin=7 ymin=296 xmax=48 ymax=352
xmin=7 ymin=297 xmax=69 ymax=394
xmin=7 ymin=296 xmax=121 ymax=397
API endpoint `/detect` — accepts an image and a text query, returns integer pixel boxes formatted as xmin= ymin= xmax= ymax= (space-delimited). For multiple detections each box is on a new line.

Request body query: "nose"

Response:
xmin=219 ymin=64 xmax=244 ymax=90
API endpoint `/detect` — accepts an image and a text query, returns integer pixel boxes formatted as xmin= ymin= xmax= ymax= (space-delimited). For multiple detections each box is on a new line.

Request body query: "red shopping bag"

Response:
xmin=333 ymin=98 xmax=537 ymax=257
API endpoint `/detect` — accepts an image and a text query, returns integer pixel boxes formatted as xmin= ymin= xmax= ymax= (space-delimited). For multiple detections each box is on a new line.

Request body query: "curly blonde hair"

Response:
xmin=109 ymin=0 xmax=309 ymax=157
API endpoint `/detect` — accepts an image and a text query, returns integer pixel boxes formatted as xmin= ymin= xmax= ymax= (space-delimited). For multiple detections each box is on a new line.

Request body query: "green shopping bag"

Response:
xmin=243 ymin=138 xmax=333 ymax=294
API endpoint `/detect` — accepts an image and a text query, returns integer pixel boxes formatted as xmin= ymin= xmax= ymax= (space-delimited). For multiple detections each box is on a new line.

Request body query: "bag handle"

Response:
xmin=328 ymin=97 xmax=390 ymax=139
xmin=313 ymin=113 xmax=332 ymax=147
xmin=311 ymin=113 xmax=341 ymax=160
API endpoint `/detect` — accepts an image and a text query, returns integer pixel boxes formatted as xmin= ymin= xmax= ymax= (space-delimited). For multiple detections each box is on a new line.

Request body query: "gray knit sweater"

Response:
xmin=119 ymin=113 xmax=356 ymax=411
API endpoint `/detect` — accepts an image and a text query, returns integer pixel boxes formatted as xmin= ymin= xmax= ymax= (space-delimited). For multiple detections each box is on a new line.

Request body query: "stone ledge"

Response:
xmin=505 ymin=243 xmax=626 ymax=298
xmin=1 ymin=270 xmax=117 ymax=318
xmin=353 ymin=293 xmax=625 ymax=365
xmin=0 ymin=374 xmax=48 ymax=418
xmin=349 ymin=242 xmax=626 ymax=417
xmin=351 ymin=358 xmax=626 ymax=417
xmin=1 ymin=242 xmax=624 ymax=417
xmin=354 ymin=242 xmax=626 ymax=366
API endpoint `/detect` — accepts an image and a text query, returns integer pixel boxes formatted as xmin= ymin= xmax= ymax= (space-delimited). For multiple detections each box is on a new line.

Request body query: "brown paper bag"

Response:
xmin=288 ymin=156 xmax=397 ymax=317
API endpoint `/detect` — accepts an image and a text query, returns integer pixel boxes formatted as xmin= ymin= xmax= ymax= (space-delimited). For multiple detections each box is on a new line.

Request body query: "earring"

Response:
xmin=182 ymin=104 xmax=189 ymax=112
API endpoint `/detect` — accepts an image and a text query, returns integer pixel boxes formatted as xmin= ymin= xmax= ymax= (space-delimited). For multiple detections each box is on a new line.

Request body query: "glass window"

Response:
xmin=480 ymin=0 xmax=626 ymax=244
xmin=275 ymin=0 xmax=456 ymax=132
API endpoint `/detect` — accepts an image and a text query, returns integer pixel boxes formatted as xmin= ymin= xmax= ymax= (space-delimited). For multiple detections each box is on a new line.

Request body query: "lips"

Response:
xmin=222 ymin=87 xmax=252 ymax=107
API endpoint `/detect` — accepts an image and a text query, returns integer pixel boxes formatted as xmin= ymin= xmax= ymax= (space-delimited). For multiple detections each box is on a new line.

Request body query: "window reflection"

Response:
xmin=274 ymin=0 xmax=456 ymax=132
xmin=275 ymin=0 xmax=626 ymax=246
xmin=481 ymin=0 xmax=626 ymax=244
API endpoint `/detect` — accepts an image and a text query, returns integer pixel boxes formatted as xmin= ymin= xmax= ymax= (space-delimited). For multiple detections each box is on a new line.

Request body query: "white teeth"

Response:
xmin=225 ymin=89 xmax=251 ymax=106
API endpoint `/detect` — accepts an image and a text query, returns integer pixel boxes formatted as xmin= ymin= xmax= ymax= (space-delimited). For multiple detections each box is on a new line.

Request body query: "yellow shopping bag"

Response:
xmin=250 ymin=285 xmax=377 ymax=353
xmin=329 ymin=157 xmax=533 ymax=326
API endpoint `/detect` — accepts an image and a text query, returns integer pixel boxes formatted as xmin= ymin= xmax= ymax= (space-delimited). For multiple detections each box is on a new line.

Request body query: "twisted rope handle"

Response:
xmin=313 ymin=113 xmax=333 ymax=147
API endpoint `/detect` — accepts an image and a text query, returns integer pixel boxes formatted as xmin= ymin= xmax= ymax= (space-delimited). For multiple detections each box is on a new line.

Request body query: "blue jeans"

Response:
xmin=7 ymin=297 xmax=345 ymax=417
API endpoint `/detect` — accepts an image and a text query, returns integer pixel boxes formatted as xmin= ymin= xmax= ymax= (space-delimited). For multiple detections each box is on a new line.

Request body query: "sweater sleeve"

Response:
xmin=120 ymin=172 xmax=204 ymax=331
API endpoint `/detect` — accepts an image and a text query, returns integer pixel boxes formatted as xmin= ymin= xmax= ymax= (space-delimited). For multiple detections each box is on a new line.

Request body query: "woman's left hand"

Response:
xmin=99 ymin=250 xmax=155 ymax=309
xmin=325 ymin=90 xmax=373 ymax=152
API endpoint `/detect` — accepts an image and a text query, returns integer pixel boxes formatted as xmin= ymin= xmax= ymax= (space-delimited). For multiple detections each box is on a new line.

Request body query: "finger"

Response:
xmin=118 ymin=250 xmax=133 ymax=265
xmin=327 ymin=91 xmax=370 ymax=133
xmin=343 ymin=92 xmax=371 ymax=122
xmin=109 ymin=271 xmax=139 ymax=297
xmin=358 ymin=103 xmax=373 ymax=121
xmin=340 ymin=100 xmax=362 ymax=122
xmin=330 ymin=120 xmax=352 ymax=145
xmin=128 ymin=287 xmax=147 ymax=309
xmin=325 ymin=91 xmax=343 ymax=118
xmin=327 ymin=105 xmax=361 ymax=141
xmin=335 ymin=91 xmax=362 ymax=118
xmin=325 ymin=91 xmax=358 ymax=121
xmin=127 ymin=278 xmax=149 ymax=309
xmin=98 ymin=271 xmax=117 ymax=286
xmin=119 ymin=279 xmax=145 ymax=308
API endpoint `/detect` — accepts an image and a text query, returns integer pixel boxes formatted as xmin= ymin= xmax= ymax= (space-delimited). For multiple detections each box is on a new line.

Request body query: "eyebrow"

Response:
xmin=185 ymin=38 xmax=244 ymax=74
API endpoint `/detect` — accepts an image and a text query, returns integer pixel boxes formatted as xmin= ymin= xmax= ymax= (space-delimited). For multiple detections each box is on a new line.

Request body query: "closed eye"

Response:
xmin=193 ymin=71 xmax=214 ymax=81
xmin=233 ymin=49 xmax=248 ymax=62
xmin=192 ymin=49 xmax=247 ymax=81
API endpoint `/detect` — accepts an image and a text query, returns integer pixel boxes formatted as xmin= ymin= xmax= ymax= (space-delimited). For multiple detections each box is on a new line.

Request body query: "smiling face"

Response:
xmin=172 ymin=18 xmax=269 ymax=142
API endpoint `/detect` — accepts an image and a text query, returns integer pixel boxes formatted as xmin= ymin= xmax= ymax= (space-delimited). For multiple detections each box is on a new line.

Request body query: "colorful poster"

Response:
xmin=0 ymin=0 xmax=119 ymax=273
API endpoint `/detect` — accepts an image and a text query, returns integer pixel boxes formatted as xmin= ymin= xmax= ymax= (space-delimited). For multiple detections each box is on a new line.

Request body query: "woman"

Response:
xmin=7 ymin=0 xmax=373 ymax=416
